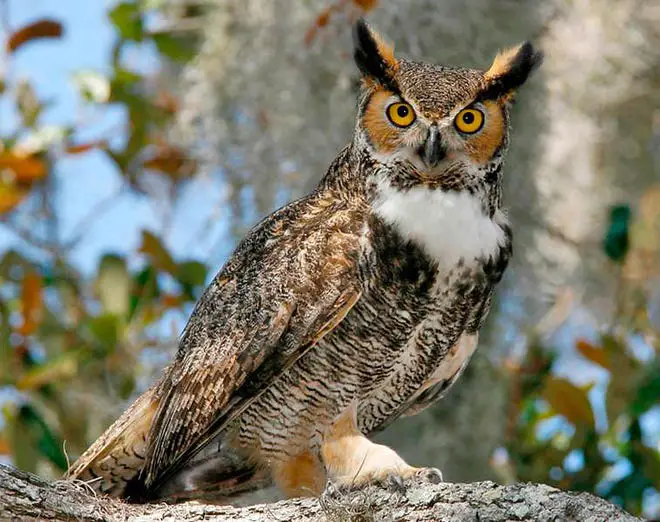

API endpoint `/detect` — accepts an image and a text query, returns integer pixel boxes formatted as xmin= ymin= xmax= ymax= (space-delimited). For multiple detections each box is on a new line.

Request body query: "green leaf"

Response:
xmin=16 ymin=353 xmax=79 ymax=391
xmin=152 ymin=33 xmax=196 ymax=62
xmin=542 ymin=377 xmax=595 ymax=428
xmin=603 ymin=204 xmax=631 ymax=263
xmin=630 ymin=363 xmax=660 ymax=416
xmin=8 ymin=407 xmax=38 ymax=473
xmin=603 ymin=335 xmax=639 ymax=425
xmin=118 ymin=373 xmax=137 ymax=399
xmin=97 ymin=254 xmax=130 ymax=317
xmin=129 ymin=265 xmax=160 ymax=319
xmin=87 ymin=314 xmax=120 ymax=354
xmin=15 ymin=79 xmax=41 ymax=128
xmin=18 ymin=404 xmax=67 ymax=470
xmin=0 ymin=299 xmax=12 ymax=384
xmin=176 ymin=260 xmax=208 ymax=300
xmin=0 ymin=250 xmax=34 ymax=281
xmin=176 ymin=260 xmax=207 ymax=287
xmin=636 ymin=444 xmax=660 ymax=490
xmin=108 ymin=2 xmax=144 ymax=42
xmin=114 ymin=67 xmax=142 ymax=87
xmin=139 ymin=231 xmax=177 ymax=273
xmin=125 ymin=104 xmax=149 ymax=159
xmin=139 ymin=0 xmax=166 ymax=9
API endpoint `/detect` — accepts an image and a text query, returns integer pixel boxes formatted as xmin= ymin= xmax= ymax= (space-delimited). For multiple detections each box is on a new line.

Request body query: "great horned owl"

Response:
xmin=67 ymin=19 xmax=541 ymax=502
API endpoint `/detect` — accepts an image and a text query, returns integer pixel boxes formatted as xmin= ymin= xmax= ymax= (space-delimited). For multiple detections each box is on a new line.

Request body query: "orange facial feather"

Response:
xmin=464 ymin=100 xmax=506 ymax=165
xmin=363 ymin=89 xmax=401 ymax=153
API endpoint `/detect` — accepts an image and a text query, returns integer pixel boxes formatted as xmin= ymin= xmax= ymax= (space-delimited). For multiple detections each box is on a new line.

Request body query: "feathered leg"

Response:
xmin=320 ymin=403 xmax=443 ymax=489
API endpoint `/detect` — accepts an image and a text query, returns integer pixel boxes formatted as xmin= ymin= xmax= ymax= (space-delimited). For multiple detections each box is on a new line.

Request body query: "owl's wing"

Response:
xmin=140 ymin=193 xmax=363 ymax=496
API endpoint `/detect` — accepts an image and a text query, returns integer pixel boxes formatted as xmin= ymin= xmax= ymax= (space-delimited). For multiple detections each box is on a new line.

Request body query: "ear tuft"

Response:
xmin=353 ymin=18 xmax=398 ymax=90
xmin=482 ymin=41 xmax=543 ymax=100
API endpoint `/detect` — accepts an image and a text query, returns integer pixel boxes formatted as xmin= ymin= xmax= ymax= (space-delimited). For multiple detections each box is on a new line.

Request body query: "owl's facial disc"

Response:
xmin=363 ymin=91 xmax=507 ymax=178
xmin=353 ymin=18 xmax=542 ymax=181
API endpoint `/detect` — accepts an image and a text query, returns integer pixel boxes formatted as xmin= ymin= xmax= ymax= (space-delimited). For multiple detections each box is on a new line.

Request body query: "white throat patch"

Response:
xmin=373 ymin=180 xmax=508 ymax=268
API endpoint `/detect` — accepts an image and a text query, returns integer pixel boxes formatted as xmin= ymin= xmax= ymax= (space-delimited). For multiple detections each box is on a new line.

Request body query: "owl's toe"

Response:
xmin=416 ymin=466 xmax=443 ymax=484
xmin=383 ymin=472 xmax=407 ymax=493
xmin=322 ymin=480 xmax=342 ymax=499
xmin=382 ymin=466 xmax=443 ymax=491
xmin=327 ymin=465 xmax=444 ymax=496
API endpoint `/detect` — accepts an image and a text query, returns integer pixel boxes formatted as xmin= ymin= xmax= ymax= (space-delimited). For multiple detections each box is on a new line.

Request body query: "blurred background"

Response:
xmin=0 ymin=0 xmax=658 ymax=517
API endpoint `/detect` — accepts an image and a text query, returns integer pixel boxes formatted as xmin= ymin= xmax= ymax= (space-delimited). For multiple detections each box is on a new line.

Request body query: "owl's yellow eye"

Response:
xmin=454 ymin=108 xmax=485 ymax=134
xmin=386 ymin=102 xmax=416 ymax=128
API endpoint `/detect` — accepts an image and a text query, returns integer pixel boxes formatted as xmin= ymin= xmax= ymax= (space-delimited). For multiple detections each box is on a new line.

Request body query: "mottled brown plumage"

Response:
xmin=67 ymin=19 xmax=541 ymax=502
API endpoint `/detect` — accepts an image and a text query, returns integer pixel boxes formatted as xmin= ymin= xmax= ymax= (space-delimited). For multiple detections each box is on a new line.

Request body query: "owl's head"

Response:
xmin=352 ymin=19 xmax=542 ymax=190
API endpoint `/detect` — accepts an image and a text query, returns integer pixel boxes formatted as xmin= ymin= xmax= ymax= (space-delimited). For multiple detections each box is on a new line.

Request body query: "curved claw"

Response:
xmin=416 ymin=467 xmax=443 ymax=484
xmin=384 ymin=472 xmax=407 ymax=493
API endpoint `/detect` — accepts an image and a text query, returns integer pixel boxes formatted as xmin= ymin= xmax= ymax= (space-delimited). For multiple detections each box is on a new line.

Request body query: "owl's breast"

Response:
xmin=236 ymin=201 xmax=510 ymax=456
xmin=372 ymin=177 xmax=510 ymax=271
xmin=338 ymin=207 xmax=509 ymax=432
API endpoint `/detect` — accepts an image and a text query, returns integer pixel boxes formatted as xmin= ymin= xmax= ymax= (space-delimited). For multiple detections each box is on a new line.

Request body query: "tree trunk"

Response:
xmin=0 ymin=465 xmax=639 ymax=521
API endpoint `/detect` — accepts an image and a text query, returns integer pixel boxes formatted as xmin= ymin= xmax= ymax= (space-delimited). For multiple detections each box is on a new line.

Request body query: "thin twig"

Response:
xmin=148 ymin=18 xmax=206 ymax=34
xmin=63 ymin=185 xmax=127 ymax=249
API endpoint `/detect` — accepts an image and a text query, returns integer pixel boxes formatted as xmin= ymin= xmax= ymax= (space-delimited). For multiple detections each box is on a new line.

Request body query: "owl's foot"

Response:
xmin=320 ymin=403 xmax=443 ymax=493
xmin=331 ymin=462 xmax=443 ymax=494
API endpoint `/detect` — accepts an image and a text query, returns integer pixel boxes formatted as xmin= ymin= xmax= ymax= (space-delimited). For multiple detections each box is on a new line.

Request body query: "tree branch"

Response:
xmin=0 ymin=464 xmax=640 ymax=521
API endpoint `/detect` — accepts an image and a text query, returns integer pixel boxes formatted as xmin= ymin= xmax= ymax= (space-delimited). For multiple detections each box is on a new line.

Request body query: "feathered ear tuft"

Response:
xmin=352 ymin=18 xmax=398 ymax=91
xmin=480 ymin=42 xmax=543 ymax=101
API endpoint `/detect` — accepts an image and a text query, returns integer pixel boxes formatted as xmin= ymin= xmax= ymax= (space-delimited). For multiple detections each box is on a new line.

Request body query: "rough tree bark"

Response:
xmin=0 ymin=465 xmax=640 ymax=521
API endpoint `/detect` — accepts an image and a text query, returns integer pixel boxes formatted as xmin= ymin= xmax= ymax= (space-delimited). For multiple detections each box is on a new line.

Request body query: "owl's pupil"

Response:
xmin=462 ymin=112 xmax=475 ymax=124
xmin=397 ymin=105 xmax=409 ymax=118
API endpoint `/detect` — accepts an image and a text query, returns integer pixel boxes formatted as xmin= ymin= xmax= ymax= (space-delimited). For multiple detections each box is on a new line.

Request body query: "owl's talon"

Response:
xmin=322 ymin=404 xmax=446 ymax=495
xmin=323 ymin=480 xmax=342 ymax=499
xmin=416 ymin=466 xmax=443 ymax=484
xmin=383 ymin=472 xmax=407 ymax=493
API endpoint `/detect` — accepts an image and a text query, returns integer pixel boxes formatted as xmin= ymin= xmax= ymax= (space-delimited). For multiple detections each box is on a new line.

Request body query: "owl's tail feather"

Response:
xmin=66 ymin=374 xmax=269 ymax=503
xmin=65 ymin=379 xmax=162 ymax=499
xmin=150 ymin=452 xmax=272 ymax=503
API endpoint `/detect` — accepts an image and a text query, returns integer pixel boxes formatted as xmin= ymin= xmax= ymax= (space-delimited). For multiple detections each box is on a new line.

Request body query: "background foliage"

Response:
xmin=0 ymin=0 xmax=658 ymax=518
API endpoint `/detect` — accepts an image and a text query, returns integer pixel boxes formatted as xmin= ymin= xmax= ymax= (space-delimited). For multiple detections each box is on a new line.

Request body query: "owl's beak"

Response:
xmin=423 ymin=125 xmax=446 ymax=168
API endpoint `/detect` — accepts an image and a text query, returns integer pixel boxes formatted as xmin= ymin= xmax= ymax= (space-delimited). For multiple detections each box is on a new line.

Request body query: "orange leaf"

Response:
xmin=0 ymin=183 xmax=28 ymax=214
xmin=352 ymin=0 xmax=379 ymax=11
xmin=18 ymin=271 xmax=43 ymax=336
xmin=543 ymin=377 xmax=594 ymax=428
xmin=162 ymin=293 xmax=182 ymax=308
xmin=317 ymin=11 xmax=331 ymax=28
xmin=0 ymin=152 xmax=47 ymax=182
xmin=154 ymin=91 xmax=179 ymax=114
xmin=66 ymin=140 xmax=107 ymax=155
xmin=576 ymin=339 xmax=611 ymax=370
xmin=7 ymin=19 xmax=64 ymax=53
xmin=0 ymin=437 xmax=9 ymax=455
xmin=304 ymin=7 xmax=334 ymax=46
xmin=143 ymin=146 xmax=196 ymax=178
